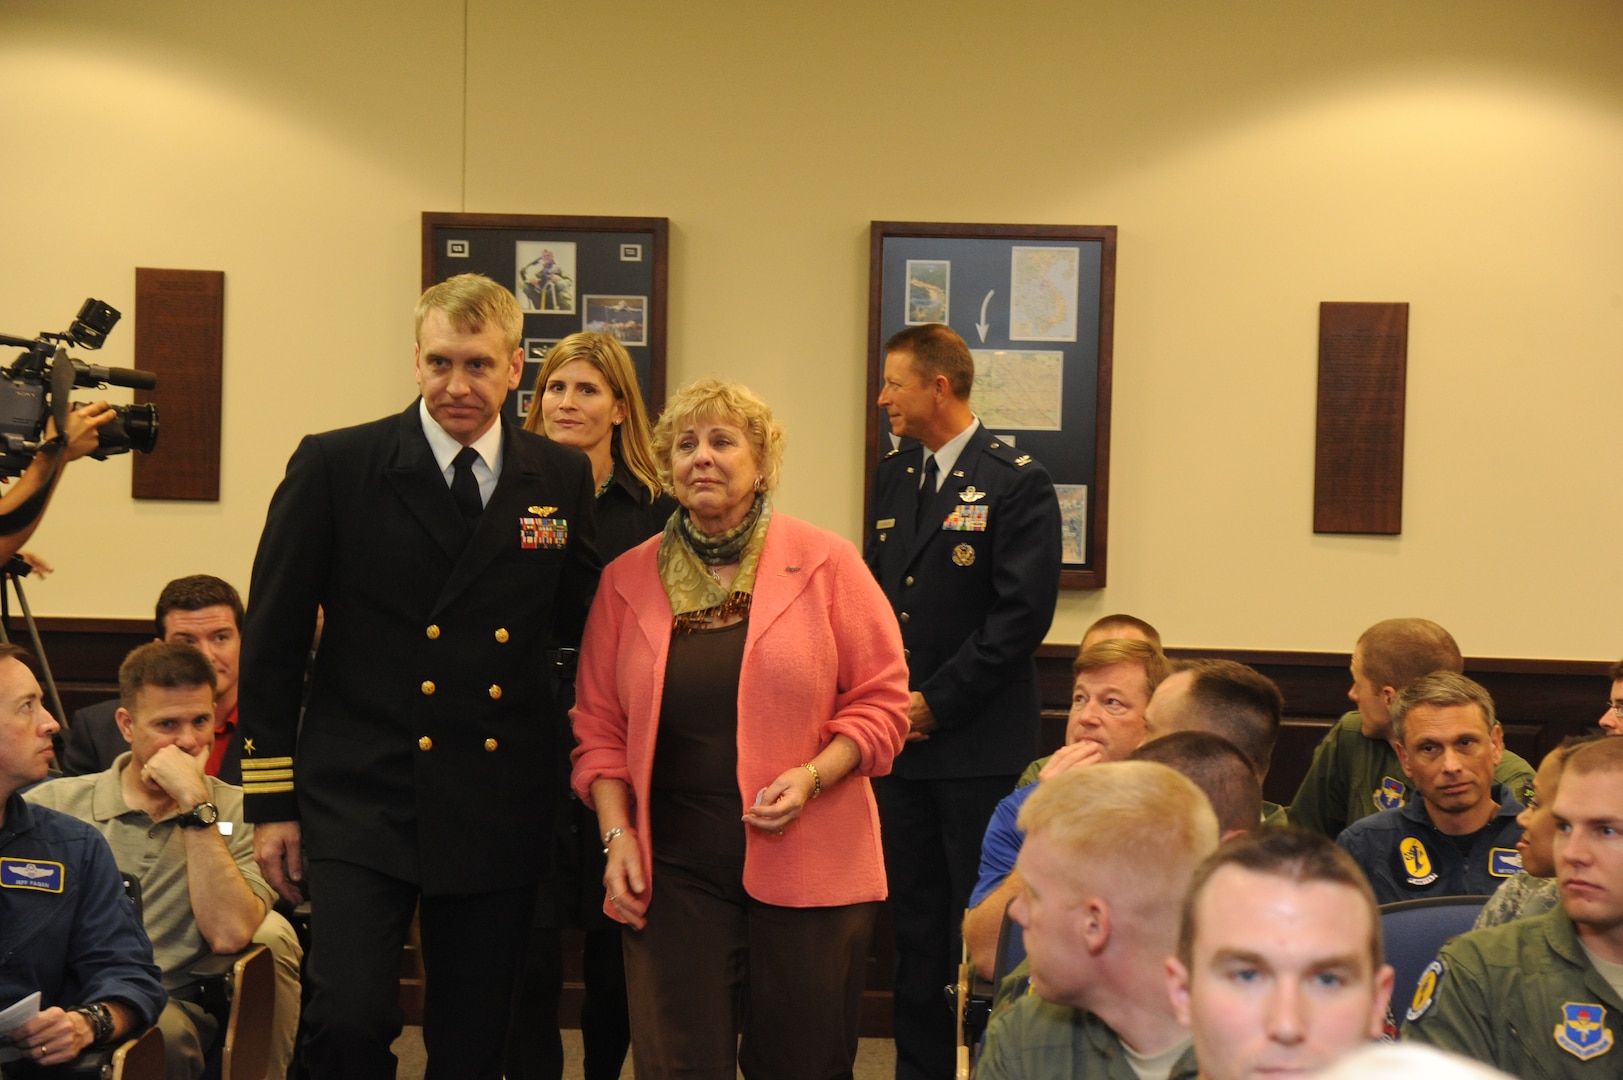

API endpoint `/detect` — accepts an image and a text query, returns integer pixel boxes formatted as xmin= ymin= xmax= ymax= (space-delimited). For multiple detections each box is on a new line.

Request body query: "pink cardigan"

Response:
xmin=570 ymin=512 xmax=909 ymax=915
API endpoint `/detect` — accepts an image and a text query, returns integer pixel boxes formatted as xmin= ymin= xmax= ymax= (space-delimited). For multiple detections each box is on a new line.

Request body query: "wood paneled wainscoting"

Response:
xmin=25 ymin=618 xmax=1615 ymax=1038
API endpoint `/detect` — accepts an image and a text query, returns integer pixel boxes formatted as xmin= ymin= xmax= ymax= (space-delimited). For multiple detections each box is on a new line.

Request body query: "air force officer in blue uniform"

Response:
xmin=865 ymin=323 xmax=1062 ymax=1080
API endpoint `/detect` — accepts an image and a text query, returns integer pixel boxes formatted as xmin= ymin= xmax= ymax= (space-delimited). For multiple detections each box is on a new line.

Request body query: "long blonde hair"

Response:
xmin=525 ymin=332 xmax=661 ymax=499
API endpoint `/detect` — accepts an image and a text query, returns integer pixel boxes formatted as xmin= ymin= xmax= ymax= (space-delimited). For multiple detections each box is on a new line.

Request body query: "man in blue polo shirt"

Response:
xmin=1337 ymin=671 xmax=1524 ymax=905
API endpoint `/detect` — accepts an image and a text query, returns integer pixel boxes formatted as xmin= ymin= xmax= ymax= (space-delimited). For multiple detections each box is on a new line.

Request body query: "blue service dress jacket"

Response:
xmin=864 ymin=425 xmax=1062 ymax=780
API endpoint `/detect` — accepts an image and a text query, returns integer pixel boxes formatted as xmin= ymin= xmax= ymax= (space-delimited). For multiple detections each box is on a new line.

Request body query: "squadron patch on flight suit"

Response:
xmin=1488 ymin=847 xmax=1522 ymax=877
xmin=0 ymin=858 xmax=64 ymax=892
xmin=1406 ymin=959 xmax=1443 ymax=1022
xmin=1555 ymin=1002 xmax=1615 ymax=1060
xmin=520 ymin=516 xmax=569 ymax=549
xmin=1374 ymin=776 xmax=1406 ymax=811
xmin=1399 ymin=837 xmax=1438 ymax=886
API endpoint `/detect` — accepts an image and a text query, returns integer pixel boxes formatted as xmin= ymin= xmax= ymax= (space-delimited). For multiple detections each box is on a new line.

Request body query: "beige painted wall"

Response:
xmin=3 ymin=0 xmax=1620 ymax=659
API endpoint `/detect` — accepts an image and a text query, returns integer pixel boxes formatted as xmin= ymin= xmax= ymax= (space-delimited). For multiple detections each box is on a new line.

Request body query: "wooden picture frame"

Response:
xmin=421 ymin=213 xmax=669 ymax=423
xmin=866 ymin=221 xmax=1116 ymax=588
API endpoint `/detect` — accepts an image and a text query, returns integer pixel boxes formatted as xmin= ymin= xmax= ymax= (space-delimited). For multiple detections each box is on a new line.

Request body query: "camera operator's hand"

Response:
xmin=52 ymin=399 xmax=116 ymax=461
xmin=18 ymin=551 xmax=52 ymax=576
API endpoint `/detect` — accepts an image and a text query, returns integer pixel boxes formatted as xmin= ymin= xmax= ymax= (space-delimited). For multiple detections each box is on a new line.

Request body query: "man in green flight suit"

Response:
xmin=1289 ymin=618 xmax=1533 ymax=838
xmin=975 ymin=762 xmax=1219 ymax=1080
xmin=1403 ymin=735 xmax=1623 ymax=1076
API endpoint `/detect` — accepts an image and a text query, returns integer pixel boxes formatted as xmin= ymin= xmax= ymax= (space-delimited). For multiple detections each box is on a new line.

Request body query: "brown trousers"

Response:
xmin=622 ymin=854 xmax=878 ymax=1080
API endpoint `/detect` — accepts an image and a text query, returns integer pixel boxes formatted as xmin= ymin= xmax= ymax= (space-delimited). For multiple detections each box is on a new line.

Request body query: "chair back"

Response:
xmin=991 ymin=906 xmax=1025 ymax=985
xmin=112 ymin=1026 xmax=167 ymax=1080
xmin=219 ymin=945 xmax=275 ymax=1080
xmin=1379 ymin=895 xmax=1490 ymax=1008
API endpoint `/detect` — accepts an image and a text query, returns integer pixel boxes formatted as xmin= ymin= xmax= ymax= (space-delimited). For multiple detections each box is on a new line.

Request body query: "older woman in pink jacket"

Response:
xmin=570 ymin=378 xmax=909 ymax=1080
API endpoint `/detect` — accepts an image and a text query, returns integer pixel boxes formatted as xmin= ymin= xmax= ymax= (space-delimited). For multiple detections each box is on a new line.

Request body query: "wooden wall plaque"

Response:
xmin=132 ymin=268 xmax=224 ymax=501
xmin=1313 ymin=301 xmax=1408 ymax=534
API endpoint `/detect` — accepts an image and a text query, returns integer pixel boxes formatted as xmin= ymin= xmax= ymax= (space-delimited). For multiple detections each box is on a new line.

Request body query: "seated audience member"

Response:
xmin=1601 ymin=657 xmax=1622 ymax=735
xmin=1081 ymin=612 xmax=1161 ymax=652
xmin=961 ymin=639 xmax=1171 ymax=976
xmin=0 ymin=644 xmax=165 ymax=1068
xmin=1144 ymin=659 xmax=1286 ymax=824
xmin=1290 ymin=618 xmax=1533 ymax=837
xmin=976 ymin=762 xmax=1219 ymax=1080
xmin=1475 ymin=736 xmax=1603 ymax=930
xmin=1131 ymin=731 xmax=1263 ymax=838
xmin=28 ymin=641 xmax=302 ymax=1080
xmin=63 ymin=574 xmax=246 ymax=783
xmin=1167 ymin=827 xmax=1395 ymax=1080
xmin=1336 ymin=672 xmax=1525 ymax=906
xmin=1404 ymin=736 xmax=1623 ymax=1076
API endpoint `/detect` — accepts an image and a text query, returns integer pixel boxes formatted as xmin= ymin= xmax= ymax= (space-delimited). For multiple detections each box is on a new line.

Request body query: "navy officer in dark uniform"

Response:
xmin=238 ymin=273 xmax=600 ymax=1080
xmin=865 ymin=322 xmax=1061 ymax=1080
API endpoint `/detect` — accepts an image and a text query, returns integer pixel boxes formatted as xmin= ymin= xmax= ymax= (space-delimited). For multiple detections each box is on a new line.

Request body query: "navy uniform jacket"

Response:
xmin=1336 ymin=783 xmax=1525 ymax=905
xmin=864 ymin=426 xmax=1062 ymax=780
xmin=0 ymin=792 xmax=166 ymax=1028
xmin=238 ymin=403 xmax=600 ymax=897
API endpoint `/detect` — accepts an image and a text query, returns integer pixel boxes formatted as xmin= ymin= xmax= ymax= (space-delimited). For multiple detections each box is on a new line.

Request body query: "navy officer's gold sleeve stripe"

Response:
xmin=242 ymin=756 xmax=295 ymax=795
xmin=241 ymin=757 xmax=294 ymax=771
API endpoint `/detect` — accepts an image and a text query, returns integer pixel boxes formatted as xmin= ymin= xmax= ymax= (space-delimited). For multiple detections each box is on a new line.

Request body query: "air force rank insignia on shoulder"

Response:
xmin=1406 ymin=959 xmax=1443 ymax=1022
xmin=1375 ymin=776 xmax=1406 ymax=811
xmin=1 ymin=857 xmax=64 ymax=892
xmin=1555 ymin=1002 xmax=1615 ymax=1060
xmin=1400 ymin=837 xmax=1438 ymax=886
xmin=520 ymin=516 xmax=568 ymax=549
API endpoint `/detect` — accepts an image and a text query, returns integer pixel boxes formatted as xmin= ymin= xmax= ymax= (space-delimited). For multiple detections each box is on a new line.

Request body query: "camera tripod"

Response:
xmin=0 ymin=554 xmax=68 ymax=737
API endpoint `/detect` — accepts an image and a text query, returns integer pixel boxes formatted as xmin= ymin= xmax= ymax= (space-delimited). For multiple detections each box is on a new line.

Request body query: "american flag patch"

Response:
xmin=521 ymin=517 xmax=568 ymax=549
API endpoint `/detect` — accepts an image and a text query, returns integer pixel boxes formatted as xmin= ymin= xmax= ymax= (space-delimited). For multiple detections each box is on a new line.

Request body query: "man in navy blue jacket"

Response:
xmin=866 ymin=322 xmax=1062 ymax=1079
xmin=0 ymin=643 xmax=165 ymax=1068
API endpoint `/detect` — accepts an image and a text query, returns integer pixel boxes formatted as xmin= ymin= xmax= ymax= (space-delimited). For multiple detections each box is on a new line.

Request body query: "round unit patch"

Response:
xmin=1406 ymin=959 xmax=1444 ymax=1023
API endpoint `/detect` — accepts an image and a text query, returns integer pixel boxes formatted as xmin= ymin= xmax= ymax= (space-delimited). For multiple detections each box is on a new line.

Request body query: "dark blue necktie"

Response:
xmin=914 ymin=454 xmax=938 ymax=531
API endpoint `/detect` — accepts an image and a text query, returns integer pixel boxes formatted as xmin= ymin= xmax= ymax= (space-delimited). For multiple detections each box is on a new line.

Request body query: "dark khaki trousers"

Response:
xmin=622 ymin=855 xmax=877 ymax=1080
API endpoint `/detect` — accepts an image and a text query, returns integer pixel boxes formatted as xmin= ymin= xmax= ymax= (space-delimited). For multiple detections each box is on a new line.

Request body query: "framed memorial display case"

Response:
xmin=422 ymin=213 xmax=669 ymax=424
xmin=866 ymin=221 xmax=1116 ymax=588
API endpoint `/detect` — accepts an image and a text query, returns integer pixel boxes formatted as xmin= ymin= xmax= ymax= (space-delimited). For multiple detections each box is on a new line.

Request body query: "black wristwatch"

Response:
xmin=175 ymin=801 xmax=220 ymax=829
xmin=72 ymin=1002 xmax=115 ymax=1045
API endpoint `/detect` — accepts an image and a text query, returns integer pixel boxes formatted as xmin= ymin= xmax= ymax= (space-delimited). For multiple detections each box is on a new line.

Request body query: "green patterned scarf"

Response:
xmin=657 ymin=494 xmax=771 ymax=632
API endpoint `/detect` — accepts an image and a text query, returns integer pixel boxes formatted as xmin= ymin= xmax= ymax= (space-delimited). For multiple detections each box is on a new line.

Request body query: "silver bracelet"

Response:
xmin=601 ymin=826 xmax=626 ymax=853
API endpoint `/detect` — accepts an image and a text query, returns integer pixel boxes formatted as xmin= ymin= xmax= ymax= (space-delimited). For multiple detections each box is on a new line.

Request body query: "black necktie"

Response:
xmin=451 ymin=447 xmax=483 ymax=522
xmin=915 ymin=454 xmax=939 ymax=531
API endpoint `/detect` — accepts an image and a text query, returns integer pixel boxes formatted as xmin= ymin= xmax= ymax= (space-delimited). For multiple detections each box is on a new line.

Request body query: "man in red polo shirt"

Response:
xmin=62 ymin=575 xmax=246 ymax=782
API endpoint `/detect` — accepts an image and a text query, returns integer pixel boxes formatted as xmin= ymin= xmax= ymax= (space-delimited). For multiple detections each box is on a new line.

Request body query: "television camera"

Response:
xmin=0 ymin=298 xmax=159 ymax=479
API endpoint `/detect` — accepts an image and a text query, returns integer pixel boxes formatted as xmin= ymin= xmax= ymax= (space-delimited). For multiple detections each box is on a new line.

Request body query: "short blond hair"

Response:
xmin=1018 ymin=761 xmax=1218 ymax=909
xmin=415 ymin=273 xmax=524 ymax=354
xmin=651 ymin=378 xmax=787 ymax=495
